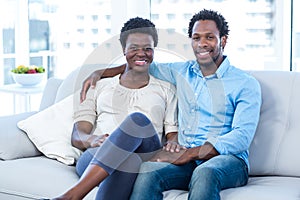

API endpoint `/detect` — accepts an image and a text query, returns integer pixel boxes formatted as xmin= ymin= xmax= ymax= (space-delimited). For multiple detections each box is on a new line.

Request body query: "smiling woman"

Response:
xmin=51 ymin=17 xmax=179 ymax=200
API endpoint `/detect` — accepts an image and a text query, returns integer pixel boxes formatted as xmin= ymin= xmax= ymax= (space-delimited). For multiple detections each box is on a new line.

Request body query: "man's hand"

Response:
xmin=80 ymin=70 xmax=103 ymax=103
xmin=80 ymin=64 xmax=126 ymax=103
xmin=150 ymin=148 xmax=190 ymax=165
xmin=151 ymin=142 xmax=220 ymax=165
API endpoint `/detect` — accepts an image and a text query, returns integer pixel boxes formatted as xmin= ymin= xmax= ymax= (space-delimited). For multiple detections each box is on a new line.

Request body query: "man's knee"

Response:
xmin=193 ymin=164 xmax=220 ymax=180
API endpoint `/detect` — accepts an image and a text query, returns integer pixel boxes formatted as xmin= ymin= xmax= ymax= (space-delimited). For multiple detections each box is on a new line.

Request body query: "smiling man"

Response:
xmin=130 ymin=9 xmax=262 ymax=200
xmin=80 ymin=9 xmax=262 ymax=200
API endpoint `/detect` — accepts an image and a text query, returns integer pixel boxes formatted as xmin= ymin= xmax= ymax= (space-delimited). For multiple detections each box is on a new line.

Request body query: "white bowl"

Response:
xmin=11 ymin=72 xmax=45 ymax=86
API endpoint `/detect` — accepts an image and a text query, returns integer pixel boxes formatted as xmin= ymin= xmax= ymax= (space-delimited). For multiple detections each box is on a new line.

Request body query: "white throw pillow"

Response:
xmin=17 ymin=94 xmax=82 ymax=165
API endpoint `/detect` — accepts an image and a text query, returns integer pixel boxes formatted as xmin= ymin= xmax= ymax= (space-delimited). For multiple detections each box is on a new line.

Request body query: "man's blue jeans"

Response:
xmin=130 ymin=155 xmax=248 ymax=200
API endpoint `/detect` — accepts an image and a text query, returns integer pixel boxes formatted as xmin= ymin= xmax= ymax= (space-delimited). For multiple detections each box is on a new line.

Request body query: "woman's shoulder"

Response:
xmin=150 ymin=75 xmax=176 ymax=91
xmin=95 ymin=75 xmax=120 ymax=88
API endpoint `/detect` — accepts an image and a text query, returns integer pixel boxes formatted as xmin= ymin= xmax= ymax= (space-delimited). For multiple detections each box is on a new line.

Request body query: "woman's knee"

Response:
xmin=120 ymin=112 xmax=156 ymax=139
xmin=129 ymin=112 xmax=150 ymax=126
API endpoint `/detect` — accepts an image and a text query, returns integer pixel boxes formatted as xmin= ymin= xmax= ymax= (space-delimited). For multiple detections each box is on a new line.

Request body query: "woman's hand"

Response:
xmin=88 ymin=134 xmax=109 ymax=148
xmin=163 ymin=132 xmax=186 ymax=153
xmin=163 ymin=141 xmax=186 ymax=153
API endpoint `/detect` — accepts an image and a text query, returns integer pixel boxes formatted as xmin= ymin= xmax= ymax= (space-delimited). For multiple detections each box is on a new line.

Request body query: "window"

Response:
xmin=91 ymin=28 xmax=98 ymax=34
xmin=77 ymin=28 xmax=84 ymax=34
xmin=167 ymin=14 xmax=176 ymax=20
xmin=77 ymin=15 xmax=84 ymax=21
xmin=105 ymin=28 xmax=111 ymax=34
xmin=292 ymin=0 xmax=300 ymax=71
xmin=167 ymin=28 xmax=176 ymax=34
xmin=0 ymin=0 xmax=113 ymax=82
xmin=0 ymin=0 xmax=298 ymax=86
xmin=91 ymin=43 xmax=98 ymax=48
xmin=151 ymin=14 xmax=159 ymax=20
xmin=63 ymin=43 xmax=70 ymax=49
xmin=150 ymin=0 xmax=295 ymax=71
xmin=91 ymin=15 xmax=98 ymax=21
xmin=77 ymin=42 xmax=85 ymax=48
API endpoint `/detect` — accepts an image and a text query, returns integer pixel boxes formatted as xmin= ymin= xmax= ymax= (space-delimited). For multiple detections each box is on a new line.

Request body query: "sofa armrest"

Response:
xmin=0 ymin=112 xmax=41 ymax=160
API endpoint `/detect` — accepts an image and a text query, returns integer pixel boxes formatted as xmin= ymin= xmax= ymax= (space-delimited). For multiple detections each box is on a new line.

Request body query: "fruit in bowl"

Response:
xmin=11 ymin=65 xmax=46 ymax=86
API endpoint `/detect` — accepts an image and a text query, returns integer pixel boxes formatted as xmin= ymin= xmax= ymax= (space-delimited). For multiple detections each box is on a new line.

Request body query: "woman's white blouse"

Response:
xmin=73 ymin=75 xmax=178 ymax=139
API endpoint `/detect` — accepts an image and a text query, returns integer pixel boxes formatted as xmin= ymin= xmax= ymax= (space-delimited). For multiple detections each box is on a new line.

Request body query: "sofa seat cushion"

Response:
xmin=163 ymin=176 xmax=300 ymax=200
xmin=0 ymin=156 xmax=96 ymax=199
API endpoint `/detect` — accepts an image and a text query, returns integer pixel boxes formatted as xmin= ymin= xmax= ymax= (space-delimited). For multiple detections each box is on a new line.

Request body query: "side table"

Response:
xmin=0 ymin=83 xmax=45 ymax=114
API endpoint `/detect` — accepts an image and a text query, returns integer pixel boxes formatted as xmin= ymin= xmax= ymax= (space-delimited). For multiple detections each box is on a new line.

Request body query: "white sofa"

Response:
xmin=1 ymin=69 xmax=300 ymax=200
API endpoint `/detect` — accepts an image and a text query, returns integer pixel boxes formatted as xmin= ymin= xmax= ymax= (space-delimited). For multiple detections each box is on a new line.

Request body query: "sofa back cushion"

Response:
xmin=54 ymin=64 xmax=106 ymax=103
xmin=39 ymin=77 xmax=63 ymax=111
xmin=248 ymin=71 xmax=300 ymax=177
xmin=0 ymin=112 xmax=41 ymax=160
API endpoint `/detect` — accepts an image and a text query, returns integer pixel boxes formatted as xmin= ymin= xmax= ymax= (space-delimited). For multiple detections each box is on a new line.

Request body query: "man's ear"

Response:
xmin=221 ymin=36 xmax=227 ymax=49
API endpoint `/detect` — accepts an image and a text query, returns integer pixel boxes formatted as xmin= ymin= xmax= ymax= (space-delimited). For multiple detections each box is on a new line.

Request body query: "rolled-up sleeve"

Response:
xmin=163 ymin=83 xmax=178 ymax=134
xmin=207 ymin=77 xmax=262 ymax=155
xmin=73 ymin=87 xmax=97 ymax=125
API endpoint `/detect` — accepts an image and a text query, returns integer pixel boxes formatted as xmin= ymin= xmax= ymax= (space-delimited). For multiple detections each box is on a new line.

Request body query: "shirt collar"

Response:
xmin=190 ymin=56 xmax=230 ymax=79
xmin=215 ymin=56 xmax=230 ymax=78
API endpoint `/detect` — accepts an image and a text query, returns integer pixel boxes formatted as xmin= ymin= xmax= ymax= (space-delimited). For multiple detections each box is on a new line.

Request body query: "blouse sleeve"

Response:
xmin=163 ymin=82 xmax=178 ymax=134
xmin=73 ymin=86 xmax=97 ymax=125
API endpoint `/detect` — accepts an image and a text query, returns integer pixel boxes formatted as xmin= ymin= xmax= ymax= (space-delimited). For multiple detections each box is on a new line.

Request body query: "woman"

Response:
xmin=53 ymin=17 xmax=179 ymax=200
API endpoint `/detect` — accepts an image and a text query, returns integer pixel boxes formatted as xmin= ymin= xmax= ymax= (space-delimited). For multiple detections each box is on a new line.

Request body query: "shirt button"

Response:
xmin=186 ymin=137 xmax=192 ymax=142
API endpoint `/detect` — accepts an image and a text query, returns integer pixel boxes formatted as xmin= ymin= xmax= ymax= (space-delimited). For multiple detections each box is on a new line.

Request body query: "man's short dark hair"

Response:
xmin=120 ymin=17 xmax=158 ymax=48
xmin=188 ymin=9 xmax=229 ymax=38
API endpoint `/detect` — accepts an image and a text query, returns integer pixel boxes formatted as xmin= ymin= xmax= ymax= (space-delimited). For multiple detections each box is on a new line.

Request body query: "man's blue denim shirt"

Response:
xmin=149 ymin=56 xmax=262 ymax=168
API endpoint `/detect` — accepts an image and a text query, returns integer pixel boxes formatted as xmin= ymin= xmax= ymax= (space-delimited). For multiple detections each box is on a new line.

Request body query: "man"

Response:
xmin=81 ymin=9 xmax=262 ymax=200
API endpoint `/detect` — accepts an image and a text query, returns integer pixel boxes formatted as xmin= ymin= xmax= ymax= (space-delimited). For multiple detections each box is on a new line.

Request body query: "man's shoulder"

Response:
xmin=228 ymin=65 xmax=257 ymax=79
xmin=223 ymin=65 xmax=260 ymax=91
xmin=153 ymin=60 xmax=193 ymax=68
